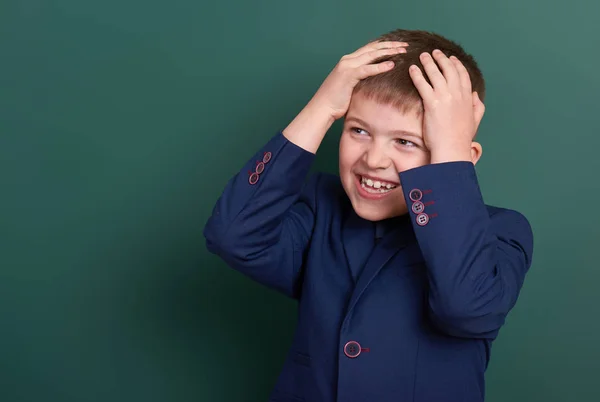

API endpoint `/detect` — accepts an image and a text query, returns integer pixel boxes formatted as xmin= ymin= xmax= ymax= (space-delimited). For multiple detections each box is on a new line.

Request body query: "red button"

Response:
xmin=249 ymin=172 xmax=259 ymax=185
xmin=409 ymin=189 xmax=422 ymax=202
xmin=256 ymin=161 xmax=265 ymax=174
xmin=344 ymin=341 xmax=361 ymax=358
xmin=416 ymin=213 xmax=429 ymax=226
xmin=411 ymin=201 xmax=424 ymax=214
xmin=263 ymin=152 xmax=272 ymax=163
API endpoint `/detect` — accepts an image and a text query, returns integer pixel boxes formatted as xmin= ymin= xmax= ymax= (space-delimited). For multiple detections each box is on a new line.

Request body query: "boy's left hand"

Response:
xmin=409 ymin=50 xmax=485 ymax=163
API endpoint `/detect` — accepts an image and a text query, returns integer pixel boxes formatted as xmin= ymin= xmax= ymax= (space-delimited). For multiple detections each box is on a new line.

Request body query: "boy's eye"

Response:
xmin=397 ymin=139 xmax=416 ymax=147
xmin=351 ymin=127 xmax=368 ymax=135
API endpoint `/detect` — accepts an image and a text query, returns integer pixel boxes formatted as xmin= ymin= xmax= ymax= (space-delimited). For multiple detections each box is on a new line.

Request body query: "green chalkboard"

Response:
xmin=1 ymin=1 xmax=599 ymax=401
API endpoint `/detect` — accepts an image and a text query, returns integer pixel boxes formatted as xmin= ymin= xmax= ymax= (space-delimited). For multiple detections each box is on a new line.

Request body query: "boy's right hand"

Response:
xmin=283 ymin=40 xmax=408 ymax=154
xmin=311 ymin=40 xmax=409 ymax=120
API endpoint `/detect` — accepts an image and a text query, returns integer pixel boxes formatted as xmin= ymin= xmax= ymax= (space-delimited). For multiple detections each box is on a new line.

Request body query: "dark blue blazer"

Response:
xmin=203 ymin=131 xmax=534 ymax=402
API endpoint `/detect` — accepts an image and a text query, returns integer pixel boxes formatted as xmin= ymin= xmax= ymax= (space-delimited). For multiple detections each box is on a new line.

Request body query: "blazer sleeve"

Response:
xmin=398 ymin=161 xmax=534 ymax=339
xmin=203 ymin=131 xmax=318 ymax=299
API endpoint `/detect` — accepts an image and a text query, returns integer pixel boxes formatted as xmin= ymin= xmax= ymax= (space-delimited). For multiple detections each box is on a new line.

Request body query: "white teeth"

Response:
xmin=361 ymin=182 xmax=390 ymax=194
xmin=360 ymin=176 xmax=397 ymax=194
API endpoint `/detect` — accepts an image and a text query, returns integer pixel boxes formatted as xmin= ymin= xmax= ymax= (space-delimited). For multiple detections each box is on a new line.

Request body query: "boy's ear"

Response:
xmin=470 ymin=141 xmax=483 ymax=165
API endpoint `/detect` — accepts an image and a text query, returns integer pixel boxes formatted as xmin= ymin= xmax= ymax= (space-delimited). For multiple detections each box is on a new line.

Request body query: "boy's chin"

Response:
xmin=351 ymin=202 xmax=403 ymax=222
xmin=341 ymin=179 xmax=407 ymax=221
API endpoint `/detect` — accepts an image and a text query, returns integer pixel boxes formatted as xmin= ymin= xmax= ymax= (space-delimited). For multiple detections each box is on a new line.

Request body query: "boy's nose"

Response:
xmin=364 ymin=147 xmax=392 ymax=170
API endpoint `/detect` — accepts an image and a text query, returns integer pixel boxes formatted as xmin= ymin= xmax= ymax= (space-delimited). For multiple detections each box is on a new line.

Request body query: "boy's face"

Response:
xmin=339 ymin=92 xmax=430 ymax=222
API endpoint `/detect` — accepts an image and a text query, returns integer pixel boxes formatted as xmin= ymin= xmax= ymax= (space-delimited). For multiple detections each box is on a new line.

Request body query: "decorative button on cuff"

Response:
xmin=256 ymin=161 xmax=265 ymax=174
xmin=248 ymin=151 xmax=273 ymax=185
xmin=412 ymin=201 xmax=424 ymax=214
xmin=409 ymin=189 xmax=422 ymax=202
xmin=416 ymin=213 xmax=429 ymax=226
xmin=249 ymin=172 xmax=259 ymax=185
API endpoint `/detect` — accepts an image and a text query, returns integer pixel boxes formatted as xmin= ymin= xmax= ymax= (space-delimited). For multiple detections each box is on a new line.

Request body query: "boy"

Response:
xmin=203 ymin=29 xmax=534 ymax=402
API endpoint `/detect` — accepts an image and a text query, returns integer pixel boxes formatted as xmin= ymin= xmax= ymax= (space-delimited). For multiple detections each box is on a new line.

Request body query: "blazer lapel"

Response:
xmin=345 ymin=216 xmax=416 ymax=314
xmin=342 ymin=210 xmax=375 ymax=283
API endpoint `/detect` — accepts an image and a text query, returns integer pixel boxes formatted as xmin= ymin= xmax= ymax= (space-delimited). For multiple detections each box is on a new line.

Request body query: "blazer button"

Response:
xmin=256 ymin=161 xmax=265 ymax=174
xmin=263 ymin=152 xmax=272 ymax=163
xmin=344 ymin=341 xmax=361 ymax=358
xmin=249 ymin=172 xmax=259 ymax=185
xmin=416 ymin=212 xmax=429 ymax=226
xmin=411 ymin=200 xmax=424 ymax=214
xmin=409 ymin=189 xmax=422 ymax=202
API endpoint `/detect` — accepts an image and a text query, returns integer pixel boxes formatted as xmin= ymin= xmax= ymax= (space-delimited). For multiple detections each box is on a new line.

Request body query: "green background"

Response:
xmin=1 ymin=0 xmax=598 ymax=401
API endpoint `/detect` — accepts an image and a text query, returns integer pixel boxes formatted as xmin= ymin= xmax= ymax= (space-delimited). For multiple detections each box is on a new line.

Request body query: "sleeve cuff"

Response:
xmin=399 ymin=161 xmax=487 ymax=229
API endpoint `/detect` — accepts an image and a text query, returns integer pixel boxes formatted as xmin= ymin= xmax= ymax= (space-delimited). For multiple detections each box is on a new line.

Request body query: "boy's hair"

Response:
xmin=353 ymin=29 xmax=485 ymax=117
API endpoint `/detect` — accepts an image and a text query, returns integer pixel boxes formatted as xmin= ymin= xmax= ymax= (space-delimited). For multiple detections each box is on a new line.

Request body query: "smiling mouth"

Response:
xmin=357 ymin=174 xmax=399 ymax=195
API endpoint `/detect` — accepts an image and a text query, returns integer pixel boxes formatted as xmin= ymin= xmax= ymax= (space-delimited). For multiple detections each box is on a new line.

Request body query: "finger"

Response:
xmin=451 ymin=56 xmax=472 ymax=95
xmin=408 ymin=64 xmax=434 ymax=100
xmin=473 ymin=92 xmax=485 ymax=126
xmin=419 ymin=52 xmax=447 ymax=90
xmin=350 ymin=46 xmax=407 ymax=67
xmin=373 ymin=40 xmax=409 ymax=48
xmin=349 ymin=40 xmax=409 ymax=58
xmin=432 ymin=49 xmax=460 ymax=90
xmin=356 ymin=60 xmax=396 ymax=80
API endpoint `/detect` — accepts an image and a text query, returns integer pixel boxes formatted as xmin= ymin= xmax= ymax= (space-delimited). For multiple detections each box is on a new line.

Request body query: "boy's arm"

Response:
xmin=404 ymin=51 xmax=534 ymax=339
xmin=399 ymin=161 xmax=534 ymax=339
xmin=203 ymin=131 xmax=318 ymax=299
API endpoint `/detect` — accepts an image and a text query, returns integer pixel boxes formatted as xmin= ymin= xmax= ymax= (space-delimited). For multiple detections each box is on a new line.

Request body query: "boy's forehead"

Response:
xmin=348 ymin=91 xmax=421 ymax=118
xmin=346 ymin=94 xmax=423 ymax=135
